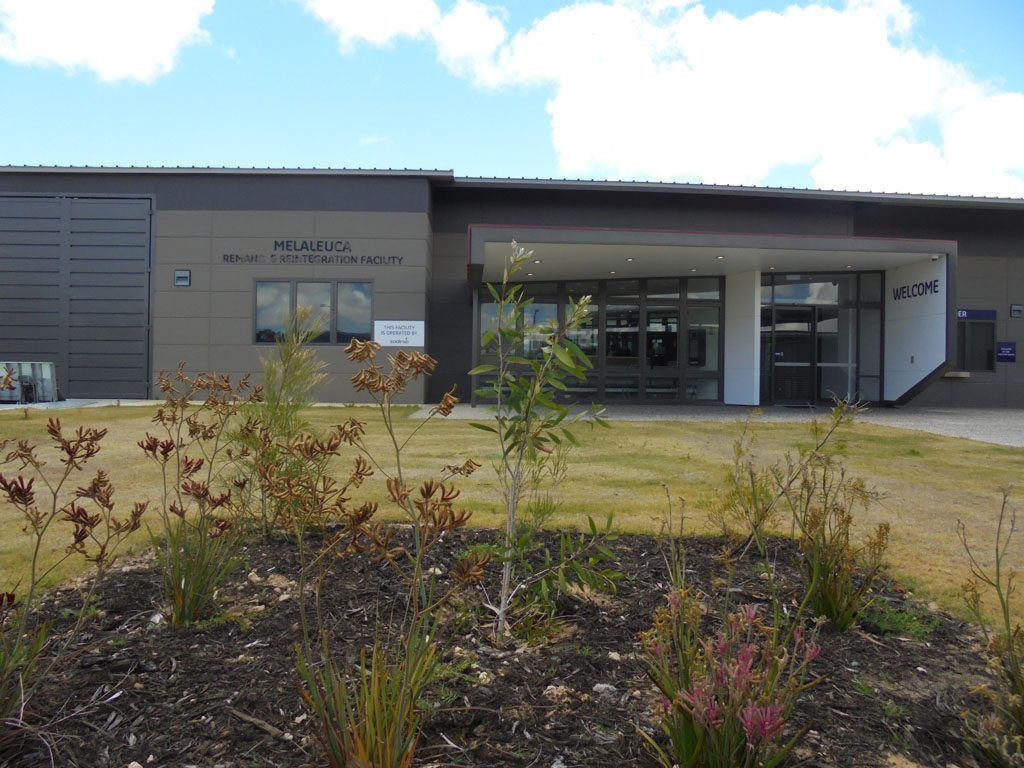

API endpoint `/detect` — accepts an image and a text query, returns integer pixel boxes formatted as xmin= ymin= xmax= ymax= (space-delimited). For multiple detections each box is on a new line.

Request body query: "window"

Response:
xmin=957 ymin=319 xmax=995 ymax=371
xmin=255 ymin=281 xmax=372 ymax=344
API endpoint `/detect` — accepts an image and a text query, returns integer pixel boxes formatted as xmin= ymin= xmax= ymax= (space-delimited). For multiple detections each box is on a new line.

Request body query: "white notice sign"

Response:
xmin=374 ymin=320 xmax=425 ymax=347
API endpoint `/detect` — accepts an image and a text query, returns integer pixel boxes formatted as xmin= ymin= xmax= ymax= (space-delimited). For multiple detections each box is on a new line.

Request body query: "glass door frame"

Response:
xmin=760 ymin=272 xmax=885 ymax=405
xmin=474 ymin=276 xmax=725 ymax=404
xmin=770 ymin=304 xmax=816 ymax=404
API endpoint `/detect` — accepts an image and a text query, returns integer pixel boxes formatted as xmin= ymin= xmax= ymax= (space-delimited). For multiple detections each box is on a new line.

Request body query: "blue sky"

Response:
xmin=1 ymin=0 xmax=1022 ymax=196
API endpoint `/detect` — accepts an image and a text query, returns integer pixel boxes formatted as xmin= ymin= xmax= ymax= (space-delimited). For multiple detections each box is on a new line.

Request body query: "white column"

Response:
xmin=723 ymin=270 xmax=761 ymax=405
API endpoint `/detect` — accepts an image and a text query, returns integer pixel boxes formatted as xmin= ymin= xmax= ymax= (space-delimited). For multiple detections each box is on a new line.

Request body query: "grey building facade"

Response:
xmin=1 ymin=168 xmax=1021 ymax=407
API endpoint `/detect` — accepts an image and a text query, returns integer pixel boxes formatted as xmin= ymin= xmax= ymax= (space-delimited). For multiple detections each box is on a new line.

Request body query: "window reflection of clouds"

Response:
xmin=297 ymin=283 xmax=332 ymax=343
xmin=337 ymin=282 xmax=372 ymax=335
xmin=774 ymin=282 xmax=838 ymax=304
xmin=255 ymin=282 xmax=289 ymax=341
xmin=256 ymin=281 xmax=374 ymax=344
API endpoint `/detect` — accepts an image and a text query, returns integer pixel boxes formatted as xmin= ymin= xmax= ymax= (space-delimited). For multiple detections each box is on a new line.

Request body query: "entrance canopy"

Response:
xmin=470 ymin=225 xmax=953 ymax=282
xmin=468 ymin=225 xmax=958 ymax=406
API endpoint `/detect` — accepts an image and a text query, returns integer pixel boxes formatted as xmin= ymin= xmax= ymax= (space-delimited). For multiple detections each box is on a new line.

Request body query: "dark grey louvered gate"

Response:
xmin=0 ymin=195 xmax=151 ymax=398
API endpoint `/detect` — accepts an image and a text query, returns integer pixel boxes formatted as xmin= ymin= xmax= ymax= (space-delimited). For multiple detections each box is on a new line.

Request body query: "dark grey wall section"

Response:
xmin=0 ymin=195 xmax=151 ymax=398
xmin=0 ymin=172 xmax=432 ymax=213
xmin=432 ymin=186 xmax=855 ymax=236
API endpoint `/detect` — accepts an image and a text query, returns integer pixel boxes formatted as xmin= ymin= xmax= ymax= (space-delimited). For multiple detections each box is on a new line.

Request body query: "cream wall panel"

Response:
xmin=959 ymin=256 xmax=1008 ymax=279
xmin=204 ymin=346 xmax=265 ymax=371
xmin=960 ymin=277 xmax=1010 ymax=302
xmin=153 ymin=317 xmax=210 ymax=345
xmin=208 ymin=291 xmax=252 ymax=319
xmin=153 ymin=290 xmax=211 ymax=318
xmin=212 ymin=211 xmax=317 ymax=237
xmin=150 ymin=207 xmax=433 ymax=403
xmin=366 ymin=267 xmax=429 ymax=294
xmin=153 ymin=237 xmax=213 ymax=264
xmin=208 ymin=264 xmax=428 ymax=292
xmin=314 ymin=211 xmax=431 ymax=239
xmin=374 ymin=292 xmax=427 ymax=321
xmin=154 ymin=210 xmax=213 ymax=238
xmin=210 ymin=318 xmax=254 ymax=345
xmin=152 ymin=345 xmax=210 ymax=372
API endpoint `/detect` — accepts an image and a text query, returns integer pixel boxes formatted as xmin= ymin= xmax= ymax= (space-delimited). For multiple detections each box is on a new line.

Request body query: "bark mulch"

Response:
xmin=9 ymin=530 xmax=990 ymax=768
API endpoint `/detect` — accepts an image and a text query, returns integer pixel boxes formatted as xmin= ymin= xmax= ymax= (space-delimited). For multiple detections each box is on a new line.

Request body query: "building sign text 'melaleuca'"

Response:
xmin=221 ymin=238 xmax=404 ymax=266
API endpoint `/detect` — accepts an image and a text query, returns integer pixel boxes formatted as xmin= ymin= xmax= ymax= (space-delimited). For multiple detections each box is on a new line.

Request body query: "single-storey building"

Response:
xmin=1 ymin=167 xmax=1021 ymax=407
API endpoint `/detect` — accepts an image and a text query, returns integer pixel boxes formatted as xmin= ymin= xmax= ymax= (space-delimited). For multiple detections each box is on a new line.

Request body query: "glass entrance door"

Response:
xmin=772 ymin=306 xmax=814 ymax=402
xmin=643 ymin=305 xmax=679 ymax=400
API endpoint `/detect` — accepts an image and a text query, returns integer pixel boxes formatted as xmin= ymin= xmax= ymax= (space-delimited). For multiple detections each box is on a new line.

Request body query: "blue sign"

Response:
xmin=957 ymin=309 xmax=998 ymax=321
xmin=997 ymin=342 xmax=1016 ymax=363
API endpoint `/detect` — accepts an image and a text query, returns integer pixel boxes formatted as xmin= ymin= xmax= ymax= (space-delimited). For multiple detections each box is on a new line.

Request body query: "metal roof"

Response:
xmin=448 ymin=175 xmax=1024 ymax=209
xmin=0 ymin=165 xmax=455 ymax=180
xmin=1 ymin=165 xmax=1022 ymax=209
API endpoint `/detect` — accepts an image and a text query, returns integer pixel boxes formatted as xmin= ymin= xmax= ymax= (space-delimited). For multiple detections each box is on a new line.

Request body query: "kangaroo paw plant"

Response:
xmin=290 ymin=339 xmax=486 ymax=768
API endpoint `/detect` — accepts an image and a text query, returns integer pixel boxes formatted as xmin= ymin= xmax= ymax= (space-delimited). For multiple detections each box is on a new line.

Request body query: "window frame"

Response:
xmin=253 ymin=279 xmax=374 ymax=345
xmin=956 ymin=318 xmax=996 ymax=372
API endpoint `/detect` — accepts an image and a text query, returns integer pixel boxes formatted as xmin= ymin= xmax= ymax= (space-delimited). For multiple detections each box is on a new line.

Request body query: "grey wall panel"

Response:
xmin=0 ymin=196 xmax=65 ymax=383
xmin=68 ymin=326 xmax=141 ymax=341
xmin=0 ymin=198 xmax=61 ymax=217
xmin=0 ymin=195 xmax=151 ymax=399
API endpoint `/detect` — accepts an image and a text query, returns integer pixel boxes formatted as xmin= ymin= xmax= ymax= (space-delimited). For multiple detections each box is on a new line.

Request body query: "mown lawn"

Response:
xmin=1 ymin=403 xmax=1022 ymax=622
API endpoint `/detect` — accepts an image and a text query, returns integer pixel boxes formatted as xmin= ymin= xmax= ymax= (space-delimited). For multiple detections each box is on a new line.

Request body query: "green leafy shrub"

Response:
xmin=958 ymin=489 xmax=1024 ymax=766
xmin=471 ymin=240 xmax=608 ymax=641
xmin=140 ymin=365 xmax=259 ymax=625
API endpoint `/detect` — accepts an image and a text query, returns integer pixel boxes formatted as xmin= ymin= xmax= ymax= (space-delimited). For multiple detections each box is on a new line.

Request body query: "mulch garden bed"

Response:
xmin=12 ymin=529 xmax=990 ymax=768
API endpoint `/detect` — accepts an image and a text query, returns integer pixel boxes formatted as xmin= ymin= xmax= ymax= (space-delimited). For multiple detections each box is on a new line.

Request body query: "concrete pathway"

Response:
xmin=3 ymin=399 xmax=1022 ymax=448
xmin=415 ymin=403 xmax=1024 ymax=448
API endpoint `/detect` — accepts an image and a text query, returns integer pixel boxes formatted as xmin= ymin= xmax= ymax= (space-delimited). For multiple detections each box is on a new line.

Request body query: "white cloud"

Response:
xmin=301 ymin=0 xmax=440 ymax=51
xmin=431 ymin=0 xmax=506 ymax=82
xmin=306 ymin=0 xmax=1024 ymax=197
xmin=0 ymin=0 xmax=214 ymax=83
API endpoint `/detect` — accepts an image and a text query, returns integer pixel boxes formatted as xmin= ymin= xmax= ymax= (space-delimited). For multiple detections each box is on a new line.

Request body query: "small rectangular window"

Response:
xmin=957 ymin=320 xmax=996 ymax=371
